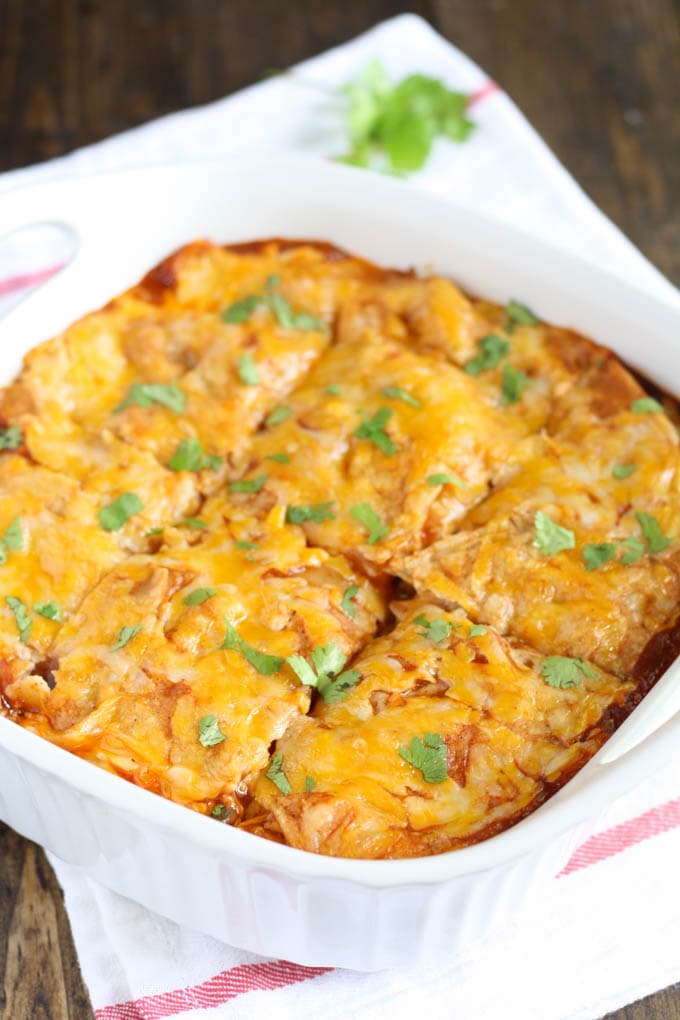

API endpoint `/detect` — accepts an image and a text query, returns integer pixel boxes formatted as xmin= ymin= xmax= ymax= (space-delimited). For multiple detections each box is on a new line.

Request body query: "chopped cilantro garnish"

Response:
xmin=636 ymin=511 xmax=671 ymax=553
xmin=0 ymin=424 xmax=22 ymax=451
xmin=182 ymin=517 xmax=208 ymax=530
xmin=221 ymin=620 xmax=284 ymax=675
xmin=146 ymin=527 xmax=164 ymax=537
xmin=228 ymin=474 xmax=267 ymax=494
xmin=266 ymin=452 xmax=290 ymax=464
xmin=326 ymin=385 xmax=342 ymax=396
xmin=115 ymin=381 xmax=185 ymax=414
xmin=34 ymin=601 xmax=61 ymax=621
xmin=349 ymin=502 xmax=388 ymax=544
xmin=221 ymin=279 xmax=324 ymax=331
xmin=501 ymin=362 xmax=530 ymax=405
xmin=211 ymin=804 xmax=232 ymax=820
xmin=110 ymin=624 xmax=142 ymax=651
xmin=337 ymin=62 xmax=475 ymax=174
xmin=541 ymin=656 xmax=596 ymax=689
xmin=183 ymin=587 xmax=217 ymax=606
xmin=287 ymin=643 xmax=361 ymax=704
xmin=6 ymin=596 xmax=31 ymax=642
xmin=469 ymin=624 xmax=487 ymax=637
xmin=533 ymin=511 xmax=575 ymax=556
xmin=305 ymin=775 xmax=316 ymax=793
xmin=398 ymin=733 xmax=448 ymax=784
xmin=286 ymin=502 xmax=335 ymax=524
xmin=265 ymin=406 xmax=292 ymax=427
xmin=631 ymin=397 xmax=664 ymax=414
xmin=353 ymin=407 xmax=397 ymax=455
xmin=426 ymin=472 xmax=466 ymax=488
xmin=0 ymin=516 xmax=23 ymax=564
xmin=237 ymin=354 xmax=259 ymax=385
xmin=613 ymin=464 xmax=636 ymax=480
xmin=620 ymin=536 xmax=645 ymax=565
xmin=266 ymin=753 xmax=292 ymax=795
xmin=198 ymin=714 xmax=227 ymax=748
xmin=98 ymin=493 xmax=143 ymax=532
xmin=582 ymin=542 xmax=617 ymax=572
xmin=505 ymin=300 xmax=538 ymax=332
xmin=167 ymin=437 xmax=222 ymax=473
xmin=464 ymin=334 xmax=510 ymax=375
xmin=235 ymin=539 xmax=257 ymax=550
xmin=341 ymin=585 xmax=359 ymax=619
xmin=381 ymin=385 xmax=421 ymax=408
xmin=221 ymin=295 xmax=262 ymax=324
xmin=414 ymin=613 xmax=452 ymax=644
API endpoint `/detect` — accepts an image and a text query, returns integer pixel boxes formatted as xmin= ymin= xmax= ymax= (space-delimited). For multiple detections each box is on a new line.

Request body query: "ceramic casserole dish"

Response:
xmin=1 ymin=158 xmax=679 ymax=970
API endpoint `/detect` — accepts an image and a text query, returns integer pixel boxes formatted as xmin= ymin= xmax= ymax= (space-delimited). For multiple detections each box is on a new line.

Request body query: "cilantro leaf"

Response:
xmin=464 ymin=334 xmax=510 ymax=375
xmin=221 ymin=294 xmax=262 ymax=324
xmin=353 ymin=407 xmax=397 ymax=456
xmin=266 ymin=452 xmax=290 ymax=464
xmin=167 ymin=437 xmax=222 ymax=473
xmin=382 ymin=385 xmax=421 ymax=408
xmin=114 ymin=381 xmax=185 ymax=414
xmin=620 ymin=536 xmax=645 ymax=565
xmin=338 ymin=64 xmax=475 ymax=175
xmin=6 ymin=596 xmax=32 ymax=642
xmin=110 ymin=624 xmax=142 ymax=651
xmin=349 ymin=502 xmax=389 ymax=544
xmin=636 ymin=511 xmax=671 ymax=553
xmin=426 ymin=472 xmax=466 ymax=488
xmin=505 ymin=300 xmax=538 ymax=331
xmin=533 ymin=511 xmax=575 ymax=556
xmin=414 ymin=613 xmax=452 ymax=644
xmin=198 ymin=714 xmax=227 ymax=748
xmin=286 ymin=502 xmax=335 ymax=524
xmin=582 ymin=542 xmax=617 ymax=572
xmin=0 ymin=424 xmax=22 ymax=451
xmin=181 ymin=517 xmax=208 ymax=530
xmin=228 ymin=474 xmax=267 ymax=494
xmin=305 ymin=775 xmax=316 ymax=793
xmin=0 ymin=516 xmax=23 ymax=564
xmin=398 ymin=733 xmax=448 ymax=784
xmin=613 ymin=463 xmax=636 ymax=480
xmin=341 ymin=585 xmax=359 ymax=619
xmin=237 ymin=354 xmax=259 ymax=385
xmin=183 ymin=587 xmax=217 ymax=606
xmin=211 ymin=804 xmax=232 ymax=820
xmin=469 ymin=624 xmax=486 ymax=637
xmin=221 ymin=620 xmax=284 ymax=675
xmin=34 ymin=600 xmax=61 ymax=621
xmin=501 ymin=362 xmax=530 ymax=405
xmin=287 ymin=642 xmax=361 ymax=704
xmin=99 ymin=493 xmax=143 ymax=532
xmin=631 ymin=397 xmax=664 ymax=414
xmin=541 ymin=656 xmax=597 ymax=689
xmin=266 ymin=753 xmax=292 ymax=795
xmin=326 ymin=385 xmax=342 ymax=396
xmin=265 ymin=406 xmax=292 ymax=427
xmin=235 ymin=539 xmax=257 ymax=550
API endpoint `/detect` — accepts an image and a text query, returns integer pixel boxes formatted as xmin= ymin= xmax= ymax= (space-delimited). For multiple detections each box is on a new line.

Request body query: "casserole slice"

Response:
xmin=245 ymin=600 xmax=634 ymax=859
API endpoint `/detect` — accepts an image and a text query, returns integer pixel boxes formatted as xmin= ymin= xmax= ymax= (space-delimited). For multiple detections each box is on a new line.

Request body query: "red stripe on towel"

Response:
xmin=559 ymin=796 xmax=680 ymax=876
xmin=94 ymin=960 xmax=331 ymax=1020
xmin=0 ymin=261 xmax=65 ymax=296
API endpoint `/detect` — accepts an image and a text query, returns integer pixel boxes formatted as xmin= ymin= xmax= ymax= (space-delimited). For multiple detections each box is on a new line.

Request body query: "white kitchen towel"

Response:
xmin=1 ymin=12 xmax=679 ymax=1019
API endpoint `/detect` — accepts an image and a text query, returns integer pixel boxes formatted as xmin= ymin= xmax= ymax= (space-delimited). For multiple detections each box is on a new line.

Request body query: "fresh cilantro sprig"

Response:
xmin=115 ymin=381 xmax=185 ymax=414
xmin=34 ymin=600 xmax=61 ymax=621
xmin=286 ymin=502 xmax=335 ymax=524
xmin=287 ymin=643 xmax=361 ymax=704
xmin=541 ymin=656 xmax=597 ymax=689
xmin=636 ymin=511 xmax=671 ymax=553
xmin=501 ymin=363 xmax=530 ymax=405
xmin=464 ymin=334 xmax=510 ymax=375
xmin=349 ymin=502 xmax=389 ymax=544
xmin=6 ymin=596 xmax=31 ymax=642
xmin=398 ymin=733 xmax=448 ymax=784
xmin=0 ymin=516 xmax=23 ymax=565
xmin=228 ymin=474 xmax=267 ymax=494
xmin=266 ymin=752 xmax=292 ymax=795
xmin=198 ymin=714 xmax=227 ymax=748
xmin=505 ymin=300 xmax=538 ymax=332
xmin=0 ymin=424 xmax=22 ymax=451
xmin=426 ymin=472 xmax=466 ymax=488
xmin=184 ymin=587 xmax=217 ymax=606
xmin=221 ymin=619 xmax=284 ymax=675
xmin=98 ymin=493 xmax=144 ymax=532
xmin=631 ymin=397 xmax=664 ymax=414
xmin=337 ymin=62 xmax=475 ymax=175
xmin=341 ymin=585 xmax=359 ymax=618
xmin=533 ymin=511 xmax=575 ymax=556
xmin=353 ymin=407 xmax=397 ymax=455
xmin=110 ymin=624 xmax=142 ymax=651
xmin=381 ymin=386 xmax=421 ymax=409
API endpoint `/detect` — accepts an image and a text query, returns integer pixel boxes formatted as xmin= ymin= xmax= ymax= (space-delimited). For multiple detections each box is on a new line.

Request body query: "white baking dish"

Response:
xmin=1 ymin=159 xmax=680 ymax=971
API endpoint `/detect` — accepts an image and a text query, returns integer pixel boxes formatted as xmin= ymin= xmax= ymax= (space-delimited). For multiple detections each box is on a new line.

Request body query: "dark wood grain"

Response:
xmin=0 ymin=2 xmax=679 ymax=1018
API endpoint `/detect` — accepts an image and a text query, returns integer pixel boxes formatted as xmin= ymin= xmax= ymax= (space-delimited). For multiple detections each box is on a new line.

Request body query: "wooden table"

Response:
xmin=1 ymin=1 xmax=678 ymax=1017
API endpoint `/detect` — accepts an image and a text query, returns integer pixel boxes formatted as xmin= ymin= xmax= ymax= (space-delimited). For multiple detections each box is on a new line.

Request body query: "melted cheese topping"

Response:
xmin=1 ymin=239 xmax=677 ymax=857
